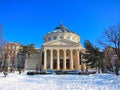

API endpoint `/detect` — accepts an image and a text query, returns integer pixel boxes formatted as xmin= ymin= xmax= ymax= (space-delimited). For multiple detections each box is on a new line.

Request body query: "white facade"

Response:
xmin=25 ymin=53 xmax=41 ymax=70
xmin=41 ymin=24 xmax=85 ymax=70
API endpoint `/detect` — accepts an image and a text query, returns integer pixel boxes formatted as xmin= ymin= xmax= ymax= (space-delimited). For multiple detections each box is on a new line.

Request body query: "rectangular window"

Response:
xmin=42 ymin=52 xmax=44 ymax=65
xmin=48 ymin=38 xmax=51 ymax=41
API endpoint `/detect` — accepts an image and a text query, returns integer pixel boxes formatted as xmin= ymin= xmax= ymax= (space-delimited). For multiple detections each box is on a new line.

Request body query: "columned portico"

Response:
xmin=43 ymin=48 xmax=83 ymax=70
xmin=42 ymin=24 xmax=85 ymax=71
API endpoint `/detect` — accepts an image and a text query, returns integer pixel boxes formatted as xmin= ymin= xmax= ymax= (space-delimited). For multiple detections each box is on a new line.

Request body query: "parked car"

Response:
xmin=40 ymin=70 xmax=56 ymax=75
xmin=56 ymin=70 xmax=81 ymax=75
xmin=27 ymin=71 xmax=35 ymax=75
xmin=65 ymin=70 xmax=81 ymax=74
xmin=45 ymin=70 xmax=56 ymax=74
xmin=88 ymin=70 xmax=97 ymax=74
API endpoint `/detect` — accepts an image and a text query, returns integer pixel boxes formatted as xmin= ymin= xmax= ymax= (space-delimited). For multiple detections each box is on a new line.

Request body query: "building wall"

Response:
xmin=25 ymin=52 xmax=41 ymax=70
xmin=4 ymin=42 xmax=22 ymax=67
xmin=41 ymin=24 xmax=87 ymax=71
xmin=44 ymin=32 xmax=80 ymax=43
xmin=104 ymin=47 xmax=120 ymax=70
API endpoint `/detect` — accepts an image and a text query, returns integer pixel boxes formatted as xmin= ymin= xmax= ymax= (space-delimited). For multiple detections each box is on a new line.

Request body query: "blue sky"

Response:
xmin=0 ymin=0 xmax=120 ymax=48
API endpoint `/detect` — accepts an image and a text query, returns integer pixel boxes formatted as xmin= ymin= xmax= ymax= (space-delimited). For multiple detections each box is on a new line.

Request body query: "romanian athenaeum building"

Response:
xmin=40 ymin=24 xmax=86 ymax=70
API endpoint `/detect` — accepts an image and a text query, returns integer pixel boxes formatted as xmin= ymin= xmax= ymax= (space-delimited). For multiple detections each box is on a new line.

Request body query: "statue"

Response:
xmin=17 ymin=50 xmax=26 ymax=74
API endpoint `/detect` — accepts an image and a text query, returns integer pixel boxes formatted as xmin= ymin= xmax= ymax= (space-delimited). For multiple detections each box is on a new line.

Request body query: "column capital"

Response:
xmin=50 ymin=49 xmax=53 ymax=52
xmin=63 ymin=49 xmax=66 ymax=52
xmin=56 ymin=49 xmax=59 ymax=51
xmin=43 ymin=49 xmax=47 ymax=51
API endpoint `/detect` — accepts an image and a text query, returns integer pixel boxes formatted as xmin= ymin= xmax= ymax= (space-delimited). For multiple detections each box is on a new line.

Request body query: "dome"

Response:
xmin=44 ymin=24 xmax=80 ymax=43
xmin=54 ymin=23 xmax=71 ymax=33
xmin=47 ymin=23 xmax=75 ymax=34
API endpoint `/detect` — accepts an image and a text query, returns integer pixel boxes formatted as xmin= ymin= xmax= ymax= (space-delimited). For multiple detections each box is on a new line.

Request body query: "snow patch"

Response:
xmin=0 ymin=72 xmax=120 ymax=90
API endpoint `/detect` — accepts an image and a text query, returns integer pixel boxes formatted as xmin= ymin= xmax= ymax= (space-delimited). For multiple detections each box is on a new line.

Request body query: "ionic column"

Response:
xmin=70 ymin=49 xmax=73 ymax=69
xmin=57 ymin=49 xmax=60 ymax=70
xmin=63 ymin=49 xmax=66 ymax=70
xmin=77 ymin=50 xmax=80 ymax=69
xmin=50 ymin=49 xmax=53 ymax=69
xmin=44 ymin=49 xmax=47 ymax=70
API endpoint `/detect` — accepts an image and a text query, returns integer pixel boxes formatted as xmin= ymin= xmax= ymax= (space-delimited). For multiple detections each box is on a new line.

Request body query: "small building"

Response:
xmin=25 ymin=48 xmax=41 ymax=70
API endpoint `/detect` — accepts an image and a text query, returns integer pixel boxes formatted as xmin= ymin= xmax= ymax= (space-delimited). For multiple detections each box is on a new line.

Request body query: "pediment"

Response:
xmin=43 ymin=39 xmax=79 ymax=46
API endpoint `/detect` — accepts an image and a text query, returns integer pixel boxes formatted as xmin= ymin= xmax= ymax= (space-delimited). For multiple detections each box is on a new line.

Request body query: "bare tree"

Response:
xmin=0 ymin=24 xmax=7 ymax=73
xmin=99 ymin=23 xmax=120 ymax=75
xmin=0 ymin=24 xmax=7 ymax=53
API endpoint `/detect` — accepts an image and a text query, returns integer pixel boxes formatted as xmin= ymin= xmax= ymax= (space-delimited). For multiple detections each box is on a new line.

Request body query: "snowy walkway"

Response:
xmin=0 ymin=72 xmax=120 ymax=90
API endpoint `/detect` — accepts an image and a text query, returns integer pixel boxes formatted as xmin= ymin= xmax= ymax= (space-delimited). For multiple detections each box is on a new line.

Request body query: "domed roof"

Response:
xmin=47 ymin=23 xmax=75 ymax=34
xmin=44 ymin=23 xmax=80 ymax=43
xmin=54 ymin=23 xmax=71 ymax=33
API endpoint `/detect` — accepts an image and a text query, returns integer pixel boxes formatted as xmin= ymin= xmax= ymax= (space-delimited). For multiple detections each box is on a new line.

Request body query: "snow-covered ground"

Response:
xmin=0 ymin=72 xmax=120 ymax=90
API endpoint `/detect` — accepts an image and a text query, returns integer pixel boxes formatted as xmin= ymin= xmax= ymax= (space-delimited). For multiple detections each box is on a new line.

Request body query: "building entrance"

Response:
xmin=66 ymin=59 xmax=70 ymax=69
xmin=60 ymin=59 xmax=63 ymax=69
xmin=53 ymin=59 xmax=57 ymax=69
